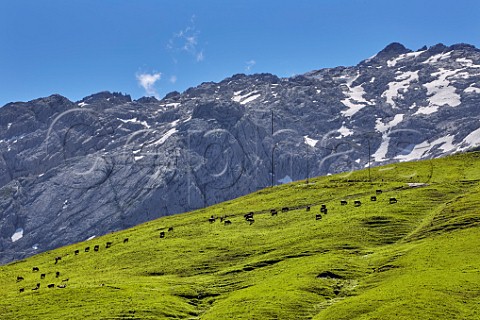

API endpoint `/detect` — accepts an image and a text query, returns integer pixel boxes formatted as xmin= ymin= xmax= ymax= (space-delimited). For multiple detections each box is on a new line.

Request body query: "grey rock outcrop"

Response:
xmin=1 ymin=42 xmax=480 ymax=264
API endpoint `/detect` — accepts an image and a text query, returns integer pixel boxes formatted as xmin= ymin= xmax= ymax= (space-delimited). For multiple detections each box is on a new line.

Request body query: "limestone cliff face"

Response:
xmin=1 ymin=43 xmax=480 ymax=264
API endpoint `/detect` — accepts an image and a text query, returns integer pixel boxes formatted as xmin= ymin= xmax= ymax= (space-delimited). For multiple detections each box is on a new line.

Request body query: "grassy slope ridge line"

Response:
xmin=1 ymin=152 xmax=480 ymax=319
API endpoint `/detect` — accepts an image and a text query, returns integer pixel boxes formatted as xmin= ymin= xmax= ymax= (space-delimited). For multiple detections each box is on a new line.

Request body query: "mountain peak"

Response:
xmin=377 ymin=42 xmax=411 ymax=58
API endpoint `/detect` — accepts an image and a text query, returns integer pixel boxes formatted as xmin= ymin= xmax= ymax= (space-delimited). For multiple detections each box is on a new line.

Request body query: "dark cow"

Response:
xmin=354 ymin=200 xmax=361 ymax=207
xmin=54 ymin=256 xmax=62 ymax=264
xmin=16 ymin=276 xmax=24 ymax=282
xmin=281 ymin=207 xmax=289 ymax=213
xmin=320 ymin=205 xmax=327 ymax=213
xmin=47 ymin=284 xmax=55 ymax=289
xmin=376 ymin=189 xmax=383 ymax=194
xmin=246 ymin=217 xmax=255 ymax=225
xmin=322 ymin=208 xmax=328 ymax=214
xmin=224 ymin=220 xmax=232 ymax=225
xmin=32 ymin=283 xmax=40 ymax=291
xmin=371 ymin=196 xmax=377 ymax=201
xmin=56 ymin=271 xmax=60 ymax=278
xmin=244 ymin=212 xmax=254 ymax=220
xmin=168 ymin=227 xmax=174 ymax=232
xmin=306 ymin=206 xmax=311 ymax=212
xmin=74 ymin=249 xmax=79 ymax=255
xmin=208 ymin=215 xmax=216 ymax=223
xmin=57 ymin=284 xmax=67 ymax=288
xmin=389 ymin=197 xmax=397 ymax=204
xmin=106 ymin=242 xmax=112 ymax=249
xmin=270 ymin=209 xmax=278 ymax=216
xmin=85 ymin=247 xmax=90 ymax=252
xmin=159 ymin=231 xmax=165 ymax=238
xmin=19 ymin=288 xmax=24 ymax=293
xmin=94 ymin=245 xmax=99 ymax=252
xmin=40 ymin=273 xmax=45 ymax=279
xmin=62 ymin=278 xmax=69 ymax=282
xmin=32 ymin=267 xmax=39 ymax=272
xmin=316 ymin=214 xmax=322 ymax=220
xmin=123 ymin=238 xmax=129 ymax=243
xmin=340 ymin=200 xmax=348 ymax=206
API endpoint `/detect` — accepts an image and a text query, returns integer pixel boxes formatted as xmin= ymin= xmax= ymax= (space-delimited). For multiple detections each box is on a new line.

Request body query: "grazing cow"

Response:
xmin=40 ymin=274 xmax=46 ymax=279
xmin=320 ymin=205 xmax=327 ymax=213
xmin=62 ymin=278 xmax=69 ymax=282
xmin=306 ymin=206 xmax=311 ymax=212
xmin=32 ymin=267 xmax=39 ymax=272
xmin=56 ymin=271 xmax=60 ymax=278
xmin=281 ymin=207 xmax=289 ymax=213
xmin=246 ymin=217 xmax=255 ymax=225
xmin=371 ymin=196 xmax=377 ymax=201
xmin=354 ymin=200 xmax=361 ymax=207
xmin=224 ymin=220 xmax=232 ymax=225
xmin=19 ymin=288 xmax=24 ymax=293
xmin=316 ymin=214 xmax=322 ymax=220
xmin=376 ymin=189 xmax=383 ymax=194
xmin=47 ymin=284 xmax=55 ymax=289
xmin=389 ymin=197 xmax=397 ymax=204
xmin=322 ymin=208 xmax=328 ymax=215
xmin=54 ymin=256 xmax=62 ymax=264
xmin=168 ymin=227 xmax=174 ymax=232
xmin=94 ymin=245 xmax=99 ymax=252
xmin=340 ymin=200 xmax=347 ymax=206
xmin=244 ymin=212 xmax=254 ymax=220
xmin=159 ymin=231 xmax=165 ymax=238
xmin=16 ymin=276 xmax=24 ymax=282
xmin=106 ymin=242 xmax=112 ymax=249
xmin=85 ymin=247 xmax=90 ymax=252
xmin=208 ymin=215 xmax=216 ymax=223
xmin=32 ymin=283 xmax=40 ymax=291
xmin=271 ymin=209 xmax=278 ymax=216
xmin=57 ymin=284 xmax=67 ymax=288
xmin=74 ymin=249 xmax=79 ymax=255
xmin=123 ymin=238 xmax=129 ymax=243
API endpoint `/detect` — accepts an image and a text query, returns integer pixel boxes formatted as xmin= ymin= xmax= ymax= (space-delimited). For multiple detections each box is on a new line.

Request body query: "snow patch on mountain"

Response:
xmin=423 ymin=51 xmax=452 ymax=64
xmin=151 ymin=128 xmax=177 ymax=146
xmin=11 ymin=228 xmax=24 ymax=242
xmin=382 ymin=71 xmax=419 ymax=107
xmin=118 ymin=118 xmax=151 ymax=129
xmin=340 ymin=74 xmax=372 ymax=117
xmin=372 ymin=114 xmax=405 ymax=162
xmin=303 ymin=135 xmax=318 ymax=147
xmin=338 ymin=125 xmax=354 ymax=137
xmin=232 ymin=91 xmax=261 ymax=105
xmin=387 ymin=50 xmax=426 ymax=67
xmin=414 ymin=68 xmax=462 ymax=115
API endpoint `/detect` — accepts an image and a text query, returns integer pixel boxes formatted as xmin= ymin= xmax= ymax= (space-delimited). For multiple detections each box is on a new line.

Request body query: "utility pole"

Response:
xmin=271 ymin=110 xmax=274 ymax=187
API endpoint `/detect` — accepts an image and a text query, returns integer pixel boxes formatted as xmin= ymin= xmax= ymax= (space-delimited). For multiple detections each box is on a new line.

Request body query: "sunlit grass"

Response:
xmin=1 ymin=152 xmax=480 ymax=319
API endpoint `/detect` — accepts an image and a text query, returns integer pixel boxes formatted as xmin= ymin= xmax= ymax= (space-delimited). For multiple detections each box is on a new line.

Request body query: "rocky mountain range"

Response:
xmin=1 ymin=42 xmax=480 ymax=264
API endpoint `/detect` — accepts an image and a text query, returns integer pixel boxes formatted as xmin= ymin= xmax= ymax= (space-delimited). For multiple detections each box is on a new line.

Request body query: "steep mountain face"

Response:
xmin=1 ymin=43 xmax=480 ymax=264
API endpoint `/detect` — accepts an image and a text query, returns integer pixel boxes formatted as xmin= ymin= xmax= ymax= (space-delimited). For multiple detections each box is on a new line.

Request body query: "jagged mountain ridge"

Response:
xmin=1 ymin=42 xmax=480 ymax=264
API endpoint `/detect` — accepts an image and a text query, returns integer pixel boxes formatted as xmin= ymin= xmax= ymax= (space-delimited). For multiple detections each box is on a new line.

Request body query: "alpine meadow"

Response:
xmin=1 ymin=151 xmax=479 ymax=319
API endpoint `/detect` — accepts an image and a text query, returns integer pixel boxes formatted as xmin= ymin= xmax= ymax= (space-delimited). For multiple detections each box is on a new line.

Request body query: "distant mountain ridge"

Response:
xmin=1 ymin=42 xmax=480 ymax=264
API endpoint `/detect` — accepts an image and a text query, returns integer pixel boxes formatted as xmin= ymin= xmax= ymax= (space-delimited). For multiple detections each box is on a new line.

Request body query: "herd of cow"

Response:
xmin=208 ymin=189 xmax=398 ymax=225
xmin=16 ymin=189 xmax=398 ymax=294
xmin=16 ymin=238 xmax=131 ymax=294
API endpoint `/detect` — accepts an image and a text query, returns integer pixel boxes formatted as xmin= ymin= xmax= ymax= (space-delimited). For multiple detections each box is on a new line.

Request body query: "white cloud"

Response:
xmin=136 ymin=72 xmax=161 ymax=98
xmin=196 ymin=50 xmax=204 ymax=62
xmin=169 ymin=75 xmax=177 ymax=84
xmin=168 ymin=15 xmax=205 ymax=63
xmin=245 ymin=60 xmax=256 ymax=72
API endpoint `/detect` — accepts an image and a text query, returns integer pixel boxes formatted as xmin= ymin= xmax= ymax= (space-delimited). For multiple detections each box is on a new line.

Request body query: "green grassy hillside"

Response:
xmin=1 ymin=152 xmax=480 ymax=319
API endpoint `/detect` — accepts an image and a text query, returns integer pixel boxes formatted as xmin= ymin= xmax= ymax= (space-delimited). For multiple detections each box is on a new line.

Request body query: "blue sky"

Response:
xmin=1 ymin=0 xmax=479 ymax=106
